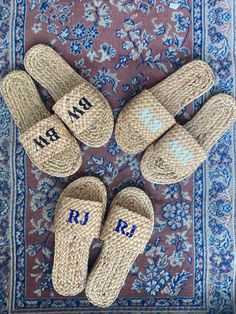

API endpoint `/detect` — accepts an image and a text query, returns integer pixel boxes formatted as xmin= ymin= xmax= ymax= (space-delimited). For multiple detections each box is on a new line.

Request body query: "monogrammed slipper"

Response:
xmin=52 ymin=176 xmax=107 ymax=296
xmin=0 ymin=71 xmax=82 ymax=177
xmin=141 ymin=94 xmax=236 ymax=184
xmin=85 ymin=187 xmax=154 ymax=307
xmin=115 ymin=61 xmax=215 ymax=154
xmin=24 ymin=44 xmax=114 ymax=147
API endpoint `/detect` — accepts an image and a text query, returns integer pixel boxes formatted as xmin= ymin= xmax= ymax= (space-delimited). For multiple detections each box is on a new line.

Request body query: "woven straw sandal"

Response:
xmin=115 ymin=61 xmax=215 ymax=154
xmin=141 ymin=94 xmax=236 ymax=184
xmin=52 ymin=176 xmax=107 ymax=296
xmin=24 ymin=44 xmax=114 ymax=147
xmin=0 ymin=71 xmax=82 ymax=177
xmin=85 ymin=187 xmax=154 ymax=307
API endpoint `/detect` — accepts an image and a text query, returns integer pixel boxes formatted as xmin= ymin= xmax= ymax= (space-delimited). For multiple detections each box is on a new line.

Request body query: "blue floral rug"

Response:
xmin=0 ymin=1 xmax=235 ymax=313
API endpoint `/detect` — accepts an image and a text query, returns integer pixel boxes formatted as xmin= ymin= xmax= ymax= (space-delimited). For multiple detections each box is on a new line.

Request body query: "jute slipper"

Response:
xmin=85 ymin=187 xmax=154 ymax=307
xmin=115 ymin=61 xmax=215 ymax=154
xmin=52 ymin=176 xmax=107 ymax=296
xmin=24 ymin=44 xmax=114 ymax=147
xmin=141 ymin=94 xmax=236 ymax=184
xmin=0 ymin=71 xmax=82 ymax=177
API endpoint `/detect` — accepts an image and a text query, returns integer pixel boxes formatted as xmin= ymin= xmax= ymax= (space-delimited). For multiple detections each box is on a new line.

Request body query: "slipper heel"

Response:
xmin=0 ymin=71 xmax=82 ymax=177
xmin=24 ymin=44 xmax=114 ymax=147
xmin=86 ymin=187 xmax=154 ymax=307
xmin=141 ymin=94 xmax=236 ymax=184
xmin=115 ymin=60 xmax=215 ymax=154
xmin=52 ymin=177 xmax=107 ymax=296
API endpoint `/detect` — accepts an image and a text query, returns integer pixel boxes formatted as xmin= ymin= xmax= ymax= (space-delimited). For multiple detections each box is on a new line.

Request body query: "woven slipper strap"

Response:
xmin=54 ymin=197 xmax=104 ymax=238
xmin=155 ymin=124 xmax=207 ymax=176
xmin=122 ymin=89 xmax=175 ymax=143
xmin=53 ymin=81 xmax=105 ymax=135
xmin=20 ymin=115 xmax=75 ymax=165
xmin=101 ymin=206 xmax=153 ymax=254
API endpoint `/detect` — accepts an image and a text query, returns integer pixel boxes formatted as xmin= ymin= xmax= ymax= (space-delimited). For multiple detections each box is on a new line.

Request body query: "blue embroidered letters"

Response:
xmin=68 ymin=97 xmax=92 ymax=123
xmin=170 ymin=140 xmax=193 ymax=164
xmin=114 ymin=218 xmax=136 ymax=238
xmin=140 ymin=108 xmax=163 ymax=133
xmin=67 ymin=209 xmax=89 ymax=225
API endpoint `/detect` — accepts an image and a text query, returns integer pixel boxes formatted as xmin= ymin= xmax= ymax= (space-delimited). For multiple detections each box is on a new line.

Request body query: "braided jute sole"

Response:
xmin=24 ymin=44 xmax=114 ymax=147
xmin=85 ymin=187 xmax=154 ymax=307
xmin=0 ymin=71 xmax=82 ymax=177
xmin=115 ymin=60 xmax=215 ymax=154
xmin=141 ymin=94 xmax=236 ymax=184
xmin=52 ymin=176 xmax=107 ymax=296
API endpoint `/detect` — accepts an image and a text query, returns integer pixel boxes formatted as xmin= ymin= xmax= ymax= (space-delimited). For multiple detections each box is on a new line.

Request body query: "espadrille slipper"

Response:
xmin=141 ymin=94 xmax=236 ymax=184
xmin=115 ymin=61 xmax=215 ymax=154
xmin=24 ymin=44 xmax=114 ymax=147
xmin=52 ymin=176 xmax=107 ymax=296
xmin=0 ymin=71 xmax=82 ymax=177
xmin=86 ymin=187 xmax=154 ymax=307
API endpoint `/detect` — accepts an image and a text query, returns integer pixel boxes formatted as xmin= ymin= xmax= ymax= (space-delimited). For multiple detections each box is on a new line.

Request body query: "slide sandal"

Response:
xmin=141 ymin=94 xmax=236 ymax=184
xmin=52 ymin=176 xmax=107 ymax=296
xmin=0 ymin=71 xmax=82 ymax=177
xmin=115 ymin=61 xmax=215 ymax=154
xmin=24 ymin=44 xmax=114 ymax=147
xmin=86 ymin=187 xmax=154 ymax=307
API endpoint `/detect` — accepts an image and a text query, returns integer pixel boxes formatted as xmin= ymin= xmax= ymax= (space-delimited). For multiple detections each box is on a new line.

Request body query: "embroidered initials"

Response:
xmin=114 ymin=218 xmax=136 ymax=238
xmin=140 ymin=108 xmax=163 ymax=133
xmin=68 ymin=97 xmax=92 ymax=123
xmin=67 ymin=209 xmax=89 ymax=225
xmin=170 ymin=140 xmax=193 ymax=164
xmin=34 ymin=128 xmax=60 ymax=151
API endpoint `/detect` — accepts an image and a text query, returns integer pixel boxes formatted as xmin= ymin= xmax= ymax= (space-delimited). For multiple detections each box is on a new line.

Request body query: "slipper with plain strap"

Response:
xmin=52 ymin=176 xmax=107 ymax=296
xmin=85 ymin=187 xmax=154 ymax=307
xmin=24 ymin=44 xmax=114 ymax=147
xmin=141 ymin=94 xmax=236 ymax=184
xmin=115 ymin=60 xmax=215 ymax=154
xmin=0 ymin=70 xmax=82 ymax=177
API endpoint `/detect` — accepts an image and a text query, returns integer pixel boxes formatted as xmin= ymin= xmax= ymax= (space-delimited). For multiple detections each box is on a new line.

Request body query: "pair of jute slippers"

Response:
xmin=0 ymin=45 xmax=114 ymax=177
xmin=115 ymin=62 xmax=236 ymax=184
xmin=1 ymin=44 xmax=236 ymax=183
xmin=52 ymin=176 xmax=154 ymax=307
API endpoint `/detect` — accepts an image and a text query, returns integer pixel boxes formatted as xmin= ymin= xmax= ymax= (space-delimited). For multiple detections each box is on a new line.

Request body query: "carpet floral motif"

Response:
xmin=0 ymin=1 xmax=235 ymax=313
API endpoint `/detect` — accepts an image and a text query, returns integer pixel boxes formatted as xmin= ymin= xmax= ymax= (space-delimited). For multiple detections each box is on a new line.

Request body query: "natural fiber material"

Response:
xmin=86 ymin=187 xmax=154 ymax=308
xmin=141 ymin=94 xmax=236 ymax=184
xmin=115 ymin=60 xmax=215 ymax=154
xmin=52 ymin=176 xmax=107 ymax=296
xmin=0 ymin=70 xmax=82 ymax=177
xmin=24 ymin=44 xmax=114 ymax=147
xmin=53 ymin=83 xmax=113 ymax=145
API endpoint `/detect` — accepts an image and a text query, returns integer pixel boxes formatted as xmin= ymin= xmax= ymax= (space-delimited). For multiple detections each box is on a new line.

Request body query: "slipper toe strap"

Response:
xmin=53 ymin=82 xmax=106 ymax=135
xmin=54 ymin=197 xmax=104 ymax=239
xmin=155 ymin=124 xmax=207 ymax=176
xmin=20 ymin=114 xmax=76 ymax=166
xmin=122 ymin=89 xmax=175 ymax=143
xmin=101 ymin=206 xmax=153 ymax=254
